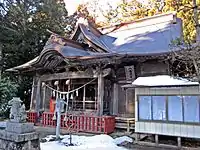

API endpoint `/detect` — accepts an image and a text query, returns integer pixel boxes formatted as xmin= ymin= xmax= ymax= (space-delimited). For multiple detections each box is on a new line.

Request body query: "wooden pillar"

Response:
xmin=35 ymin=76 xmax=41 ymax=119
xmin=125 ymin=89 xmax=128 ymax=115
xmin=97 ymin=68 xmax=104 ymax=116
xmin=155 ymin=135 xmax=159 ymax=146
xmin=44 ymin=81 xmax=52 ymax=112
xmin=135 ymin=133 xmax=139 ymax=143
xmin=83 ymin=86 xmax=86 ymax=110
xmin=177 ymin=137 xmax=181 ymax=148
xmin=42 ymin=82 xmax=46 ymax=111
xmin=30 ymin=77 xmax=37 ymax=111
xmin=112 ymin=83 xmax=119 ymax=115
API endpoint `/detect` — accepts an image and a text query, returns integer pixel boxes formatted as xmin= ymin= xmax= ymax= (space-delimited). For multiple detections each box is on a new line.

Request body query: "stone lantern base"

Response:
xmin=0 ymin=121 xmax=40 ymax=150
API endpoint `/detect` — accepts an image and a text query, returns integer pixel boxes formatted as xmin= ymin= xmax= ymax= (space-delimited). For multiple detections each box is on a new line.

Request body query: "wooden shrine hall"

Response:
xmin=7 ymin=12 xmax=183 ymax=133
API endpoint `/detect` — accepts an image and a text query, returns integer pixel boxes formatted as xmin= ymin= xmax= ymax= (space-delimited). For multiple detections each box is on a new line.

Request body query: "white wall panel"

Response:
xmin=136 ymin=122 xmax=200 ymax=138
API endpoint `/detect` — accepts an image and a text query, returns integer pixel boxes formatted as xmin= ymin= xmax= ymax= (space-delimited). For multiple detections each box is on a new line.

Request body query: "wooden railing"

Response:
xmin=27 ymin=112 xmax=115 ymax=134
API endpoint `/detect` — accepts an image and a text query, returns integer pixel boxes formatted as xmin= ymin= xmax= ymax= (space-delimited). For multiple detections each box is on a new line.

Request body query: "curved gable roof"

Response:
xmin=6 ymin=12 xmax=184 ymax=73
xmin=70 ymin=12 xmax=182 ymax=55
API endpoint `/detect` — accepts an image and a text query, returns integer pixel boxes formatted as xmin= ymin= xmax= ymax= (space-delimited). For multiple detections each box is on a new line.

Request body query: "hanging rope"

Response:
xmin=43 ymin=78 xmax=96 ymax=94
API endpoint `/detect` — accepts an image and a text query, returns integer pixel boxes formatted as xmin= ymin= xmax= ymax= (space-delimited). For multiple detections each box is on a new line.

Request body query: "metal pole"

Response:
xmin=69 ymin=133 xmax=72 ymax=146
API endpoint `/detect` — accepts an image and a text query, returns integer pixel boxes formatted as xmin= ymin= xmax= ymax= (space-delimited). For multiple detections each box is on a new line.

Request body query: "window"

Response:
xmin=139 ymin=96 xmax=152 ymax=120
xmin=69 ymin=84 xmax=97 ymax=111
xmin=138 ymin=95 xmax=200 ymax=123
xmin=184 ymin=96 xmax=199 ymax=123
xmin=168 ymin=96 xmax=183 ymax=121
xmin=85 ymin=85 xmax=96 ymax=110
xmin=152 ymin=96 xmax=166 ymax=120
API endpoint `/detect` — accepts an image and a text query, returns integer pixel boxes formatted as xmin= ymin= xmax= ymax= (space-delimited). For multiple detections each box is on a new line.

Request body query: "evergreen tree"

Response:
xmin=0 ymin=0 xmax=68 ymax=109
xmin=0 ymin=0 xmax=68 ymax=70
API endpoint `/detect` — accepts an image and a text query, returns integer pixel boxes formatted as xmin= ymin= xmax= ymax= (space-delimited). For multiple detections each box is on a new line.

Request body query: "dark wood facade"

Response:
xmin=27 ymin=56 xmax=170 ymax=118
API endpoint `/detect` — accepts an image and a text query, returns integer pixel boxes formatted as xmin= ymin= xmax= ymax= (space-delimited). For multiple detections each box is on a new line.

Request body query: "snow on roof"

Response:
xmin=95 ymin=12 xmax=182 ymax=55
xmin=99 ymin=12 xmax=177 ymax=33
xmin=132 ymin=75 xmax=199 ymax=87
xmin=105 ymin=19 xmax=182 ymax=54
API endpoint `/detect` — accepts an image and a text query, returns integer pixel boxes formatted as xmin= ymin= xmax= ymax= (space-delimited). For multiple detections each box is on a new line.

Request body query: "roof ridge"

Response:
xmin=46 ymin=30 xmax=86 ymax=49
xmin=98 ymin=11 xmax=177 ymax=31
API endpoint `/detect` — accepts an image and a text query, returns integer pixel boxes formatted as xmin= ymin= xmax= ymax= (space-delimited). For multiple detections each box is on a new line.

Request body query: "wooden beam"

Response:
xmin=40 ymin=68 xmax=111 ymax=81
xmin=97 ymin=68 xmax=104 ymax=116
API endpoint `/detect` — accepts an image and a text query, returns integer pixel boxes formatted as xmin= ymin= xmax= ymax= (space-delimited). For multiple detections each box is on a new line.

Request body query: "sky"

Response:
xmin=64 ymin=0 xmax=87 ymax=15
xmin=64 ymin=0 xmax=149 ymax=22
xmin=64 ymin=0 xmax=121 ymax=16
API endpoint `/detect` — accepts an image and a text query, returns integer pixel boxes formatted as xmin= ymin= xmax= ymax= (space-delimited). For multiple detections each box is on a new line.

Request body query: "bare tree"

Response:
xmin=193 ymin=0 xmax=200 ymax=42
xmin=0 ymin=42 xmax=2 ymax=80
xmin=169 ymin=0 xmax=200 ymax=82
xmin=170 ymin=42 xmax=200 ymax=82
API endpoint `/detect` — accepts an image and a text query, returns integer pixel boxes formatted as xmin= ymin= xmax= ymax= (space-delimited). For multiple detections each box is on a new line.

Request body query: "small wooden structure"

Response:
xmin=125 ymin=75 xmax=200 ymax=146
xmin=7 ymin=12 xmax=183 ymax=133
xmin=115 ymin=117 xmax=135 ymax=132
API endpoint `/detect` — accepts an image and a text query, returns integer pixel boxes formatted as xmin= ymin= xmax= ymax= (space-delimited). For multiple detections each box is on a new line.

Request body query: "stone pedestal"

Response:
xmin=6 ymin=121 xmax=34 ymax=134
xmin=0 ymin=121 xmax=40 ymax=150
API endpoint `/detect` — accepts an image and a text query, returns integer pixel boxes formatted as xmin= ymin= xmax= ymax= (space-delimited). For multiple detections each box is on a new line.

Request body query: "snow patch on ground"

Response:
xmin=114 ymin=136 xmax=133 ymax=145
xmin=41 ymin=134 xmax=132 ymax=150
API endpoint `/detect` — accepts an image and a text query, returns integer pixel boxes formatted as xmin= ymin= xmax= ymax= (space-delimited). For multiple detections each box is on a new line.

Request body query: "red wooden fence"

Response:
xmin=27 ymin=111 xmax=37 ymax=123
xmin=27 ymin=112 xmax=115 ymax=134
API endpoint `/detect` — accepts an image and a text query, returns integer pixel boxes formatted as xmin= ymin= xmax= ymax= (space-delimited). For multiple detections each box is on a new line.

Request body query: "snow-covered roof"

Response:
xmin=104 ymin=16 xmax=182 ymax=54
xmin=73 ymin=12 xmax=182 ymax=55
xmin=132 ymin=75 xmax=199 ymax=87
